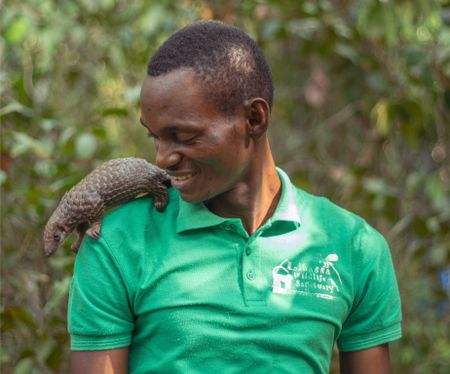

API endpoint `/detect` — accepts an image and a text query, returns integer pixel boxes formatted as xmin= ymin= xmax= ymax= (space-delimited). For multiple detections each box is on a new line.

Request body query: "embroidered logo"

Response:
xmin=272 ymin=254 xmax=342 ymax=300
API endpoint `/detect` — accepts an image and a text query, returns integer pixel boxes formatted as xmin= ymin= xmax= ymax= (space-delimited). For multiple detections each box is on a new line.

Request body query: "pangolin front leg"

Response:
xmin=71 ymin=222 xmax=89 ymax=253
xmin=153 ymin=187 xmax=169 ymax=211
xmin=86 ymin=220 xmax=103 ymax=240
xmin=149 ymin=177 xmax=170 ymax=211
xmin=83 ymin=189 xmax=104 ymax=240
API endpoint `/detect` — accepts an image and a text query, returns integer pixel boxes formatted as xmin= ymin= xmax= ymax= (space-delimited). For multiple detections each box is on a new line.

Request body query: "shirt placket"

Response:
xmin=222 ymin=221 xmax=269 ymax=306
xmin=241 ymin=235 xmax=266 ymax=306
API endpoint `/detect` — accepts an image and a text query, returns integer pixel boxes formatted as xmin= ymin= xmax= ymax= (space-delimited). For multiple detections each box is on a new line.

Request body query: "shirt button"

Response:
xmin=245 ymin=247 xmax=252 ymax=256
xmin=246 ymin=270 xmax=255 ymax=280
xmin=228 ymin=223 xmax=237 ymax=231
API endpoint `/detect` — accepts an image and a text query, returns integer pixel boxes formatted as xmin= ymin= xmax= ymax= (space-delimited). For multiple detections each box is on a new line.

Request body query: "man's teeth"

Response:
xmin=173 ymin=174 xmax=194 ymax=181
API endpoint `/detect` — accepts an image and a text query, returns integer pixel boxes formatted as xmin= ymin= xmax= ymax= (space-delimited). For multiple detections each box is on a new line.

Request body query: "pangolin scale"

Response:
xmin=43 ymin=157 xmax=170 ymax=256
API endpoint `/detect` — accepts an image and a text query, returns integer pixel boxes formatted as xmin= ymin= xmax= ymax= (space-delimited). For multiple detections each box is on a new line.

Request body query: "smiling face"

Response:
xmin=140 ymin=69 xmax=255 ymax=204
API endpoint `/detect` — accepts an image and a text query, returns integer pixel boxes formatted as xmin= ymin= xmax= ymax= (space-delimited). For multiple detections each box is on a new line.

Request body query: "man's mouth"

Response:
xmin=172 ymin=173 xmax=195 ymax=182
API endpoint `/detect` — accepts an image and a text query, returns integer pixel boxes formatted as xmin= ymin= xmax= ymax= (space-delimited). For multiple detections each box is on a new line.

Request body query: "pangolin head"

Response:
xmin=43 ymin=219 xmax=70 ymax=257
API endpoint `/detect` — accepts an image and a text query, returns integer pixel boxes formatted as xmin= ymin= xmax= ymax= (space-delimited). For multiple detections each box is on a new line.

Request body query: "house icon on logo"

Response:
xmin=272 ymin=259 xmax=294 ymax=294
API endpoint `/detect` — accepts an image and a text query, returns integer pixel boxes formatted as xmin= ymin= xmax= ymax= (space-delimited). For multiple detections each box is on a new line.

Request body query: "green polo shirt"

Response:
xmin=68 ymin=168 xmax=402 ymax=373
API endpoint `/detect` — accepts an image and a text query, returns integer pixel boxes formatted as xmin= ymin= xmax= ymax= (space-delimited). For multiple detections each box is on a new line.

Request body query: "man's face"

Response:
xmin=140 ymin=69 xmax=253 ymax=204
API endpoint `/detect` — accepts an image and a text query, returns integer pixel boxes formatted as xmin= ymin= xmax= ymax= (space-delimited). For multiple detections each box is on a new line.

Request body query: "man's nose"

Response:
xmin=155 ymin=141 xmax=181 ymax=170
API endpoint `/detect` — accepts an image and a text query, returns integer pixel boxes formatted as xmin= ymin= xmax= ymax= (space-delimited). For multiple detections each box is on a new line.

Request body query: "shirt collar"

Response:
xmin=176 ymin=167 xmax=301 ymax=234
xmin=267 ymin=167 xmax=301 ymax=228
xmin=176 ymin=198 xmax=229 ymax=234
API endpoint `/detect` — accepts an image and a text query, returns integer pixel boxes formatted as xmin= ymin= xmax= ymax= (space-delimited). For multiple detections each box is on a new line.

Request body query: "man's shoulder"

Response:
xmin=290 ymin=184 xmax=377 ymax=238
xmin=291 ymin=185 xmax=390 ymax=260
xmin=279 ymin=168 xmax=365 ymax=232
xmin=101 ymin=187 xmax=179 ymax=232
xmin=293 ymin=184 xmax=361 ymax=220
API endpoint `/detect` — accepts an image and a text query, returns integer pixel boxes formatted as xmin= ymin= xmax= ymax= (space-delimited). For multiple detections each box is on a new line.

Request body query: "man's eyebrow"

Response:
xmin=140 ymin=118 xmax=178 ymax=132
xmin=139 ymin=119 xmax=193 ymax=136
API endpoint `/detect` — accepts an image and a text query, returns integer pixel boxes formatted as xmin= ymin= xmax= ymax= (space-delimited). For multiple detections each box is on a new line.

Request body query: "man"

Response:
xmin=69 ymin=21 xmax=402 ymax=373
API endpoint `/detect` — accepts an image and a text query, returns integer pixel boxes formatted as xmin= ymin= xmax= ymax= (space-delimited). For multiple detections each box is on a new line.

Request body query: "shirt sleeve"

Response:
xmin=337 ymin=223 xmax=402 ymax=352
xmin=68 ymin=234 xmax=134 ymax=351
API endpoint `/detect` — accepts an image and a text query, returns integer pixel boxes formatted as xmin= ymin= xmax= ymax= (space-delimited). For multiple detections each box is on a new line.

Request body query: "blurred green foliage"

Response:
xmin=1 ymin=0 xmax=449 ymax=373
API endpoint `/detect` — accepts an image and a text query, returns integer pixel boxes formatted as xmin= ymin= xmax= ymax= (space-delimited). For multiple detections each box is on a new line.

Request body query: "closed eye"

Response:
xmin=175 ymin=134 xmax=196 ymax=145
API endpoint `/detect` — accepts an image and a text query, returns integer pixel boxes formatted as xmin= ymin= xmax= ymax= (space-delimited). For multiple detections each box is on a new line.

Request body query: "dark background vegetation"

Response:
xmin=1 ymin=0 xmax=449 ymax=372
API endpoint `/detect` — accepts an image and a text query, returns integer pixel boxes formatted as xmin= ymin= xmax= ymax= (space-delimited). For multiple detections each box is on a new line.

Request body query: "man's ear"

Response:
xmin=245 ymin=98 xmax=270 ymax=140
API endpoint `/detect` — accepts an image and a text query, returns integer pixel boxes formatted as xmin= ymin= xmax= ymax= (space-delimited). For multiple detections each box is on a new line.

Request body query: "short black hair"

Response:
xmin=147 ymin=20 xmax=273 ymax=114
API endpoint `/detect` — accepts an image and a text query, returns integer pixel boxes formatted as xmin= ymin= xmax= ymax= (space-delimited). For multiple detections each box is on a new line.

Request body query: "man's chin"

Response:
xmin=178 ymin=191 xmax=205 ymax=204
xmin=178 ymin=188 xmax=217 ymax=205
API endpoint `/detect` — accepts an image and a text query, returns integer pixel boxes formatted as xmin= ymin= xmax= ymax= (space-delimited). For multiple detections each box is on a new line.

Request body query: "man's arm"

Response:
xmin=339 ymin=344 xmax=391 ymax=374
xmin=72 ymin=348 xmax=129 ymax=374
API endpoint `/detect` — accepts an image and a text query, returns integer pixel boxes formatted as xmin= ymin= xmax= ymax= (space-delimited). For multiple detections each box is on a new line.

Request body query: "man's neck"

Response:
xmin=205 ymin=147 xmax=281 ymax=236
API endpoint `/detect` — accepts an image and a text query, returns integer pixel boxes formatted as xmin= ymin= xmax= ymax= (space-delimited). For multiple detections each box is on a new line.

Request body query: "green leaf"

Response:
xmin=425 ymin=176 xmax=450 ymax=213
xmin=1 ymin=307 xmax=39 ymax=332
xmin=363 ymin=177 xmax=397 ymax=196
xmin=36 ymin=340 xmax=56 ymax=364
xmin=429 ymin=244 xmax=448 ymax=266
xmin=363 ymin=177 xmax=385 ymax=195
xmin=11 ymin=132 xmax=52 ymax=159
xmin=334 ymin=43 xmax=358 ymax=62
xmin=75 ymin=133 xmax=97 ymax=160
xmin=14 ymin=357 xmax=33 ymax=374
xmin=0 ymin=170 xmax=7 ymax=186
xmin=102 ymin=107 xmax=129 ymax=117
xmin=48 ymin=256 xmax=74 ymax=270
xmin=382 ymin=2 xmax=398 ymax=46
xmin=0 ymin=102 xmax=32 ymax=117
xmin=43 ymin=277 xmax=71 ymax=315
xmin=287 ymin=18 xmax=321 ymax=39
xmin=5 ymin=17 xmax=31 ymax=45
xmin=371 ymin=99 xmax=391 ymax=136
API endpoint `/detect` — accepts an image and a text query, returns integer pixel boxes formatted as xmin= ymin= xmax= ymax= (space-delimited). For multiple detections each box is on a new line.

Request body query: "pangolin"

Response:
xmin=43 ymin=157 xmax=170 ymax=257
